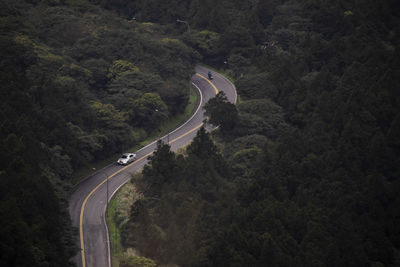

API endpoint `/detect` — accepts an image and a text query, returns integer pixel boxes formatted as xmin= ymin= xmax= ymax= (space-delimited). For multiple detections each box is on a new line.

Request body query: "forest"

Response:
xmin=0 ymin=0 xmax=197 ymax=266
xmin=1 ymin=0 xmax=400 ymax=266
xmin=116 ymin=0 xmax=400 ymax=266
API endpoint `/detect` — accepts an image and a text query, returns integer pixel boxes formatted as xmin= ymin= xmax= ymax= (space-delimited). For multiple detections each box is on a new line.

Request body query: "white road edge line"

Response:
xmin=214 ymin=72 xmax=237 ymax=104
xmin=103 ymin=200 xmax=111 ymax=267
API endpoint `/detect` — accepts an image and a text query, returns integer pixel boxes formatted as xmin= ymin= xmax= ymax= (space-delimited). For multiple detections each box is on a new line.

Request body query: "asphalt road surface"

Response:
xmin=68 ymin=65 xmax=237 ymax=267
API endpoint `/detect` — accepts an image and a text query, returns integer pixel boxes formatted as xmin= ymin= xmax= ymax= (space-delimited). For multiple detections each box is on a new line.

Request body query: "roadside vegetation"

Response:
xmin=106 ymin=178 xmax=140 ymax=267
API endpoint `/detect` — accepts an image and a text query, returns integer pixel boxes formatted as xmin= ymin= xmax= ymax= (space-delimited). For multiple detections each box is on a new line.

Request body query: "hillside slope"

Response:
xmin=0 ymin=0 xmax=197 ymax=265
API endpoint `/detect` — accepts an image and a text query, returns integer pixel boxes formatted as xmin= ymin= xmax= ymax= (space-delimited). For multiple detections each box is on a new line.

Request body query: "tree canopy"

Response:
xmin=204 ymin=91 xmax=238 ymax=133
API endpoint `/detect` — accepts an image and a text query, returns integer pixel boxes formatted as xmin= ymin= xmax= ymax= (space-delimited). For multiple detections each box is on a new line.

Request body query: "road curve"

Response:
xmin=68 ymin=66 xmax=236 ymax=267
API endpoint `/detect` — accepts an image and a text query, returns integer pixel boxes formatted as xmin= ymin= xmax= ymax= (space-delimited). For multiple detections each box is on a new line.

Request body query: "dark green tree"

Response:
xmin=204 ymin=91 xmax=238 ymax=133
xmin=142 ymin=141 xmax=178 ymax=197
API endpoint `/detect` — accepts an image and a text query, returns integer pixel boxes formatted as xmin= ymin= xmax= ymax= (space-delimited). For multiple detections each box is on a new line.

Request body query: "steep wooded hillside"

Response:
xmin=0 ymin=0 xmax=197 ymax=265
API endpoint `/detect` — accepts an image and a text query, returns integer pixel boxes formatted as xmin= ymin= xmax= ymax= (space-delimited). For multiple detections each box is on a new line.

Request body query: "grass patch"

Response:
xmin=106 ymin=177 xmax=143 ymax=267
xmin=236 ymin=94 xmax=242 ymax=104
xmin=71 ymin=84 xmax=198 ymax=185
xmin=106 ymin=189 xmax=125 ymax=266
xmin=106 ymin=182 xmax=133 ymax=267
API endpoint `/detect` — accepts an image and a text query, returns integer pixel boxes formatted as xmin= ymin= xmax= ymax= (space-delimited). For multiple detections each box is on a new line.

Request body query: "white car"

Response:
xmin=117 ymin=153 xmax=137 ymax=165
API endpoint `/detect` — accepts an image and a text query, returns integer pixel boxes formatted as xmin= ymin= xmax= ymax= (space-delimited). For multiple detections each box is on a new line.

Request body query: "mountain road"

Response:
xmin=68 ymin=65 xmax=236 ymax=267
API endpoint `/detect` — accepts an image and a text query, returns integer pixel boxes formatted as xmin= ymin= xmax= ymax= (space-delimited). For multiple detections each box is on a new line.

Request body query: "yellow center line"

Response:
xmin=196 ymin=73 xmax=219 ymax=94
xmin=169 ymin=123 xmax=203 ymax=144
xmin=80 ymin=72 xmax=219 ymax=267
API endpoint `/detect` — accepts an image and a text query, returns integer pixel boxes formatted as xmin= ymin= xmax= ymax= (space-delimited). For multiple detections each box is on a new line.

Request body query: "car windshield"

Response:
xmin=121 ymin=155 xmax=128 ymax=159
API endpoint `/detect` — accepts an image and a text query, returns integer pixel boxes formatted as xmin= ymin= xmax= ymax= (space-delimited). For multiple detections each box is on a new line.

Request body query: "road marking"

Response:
xmin=79 ymin=72 xmax=219 ymax=267
xmin=196 ymin=73 xmax=219 ymax=94
xmin=169 ymin=123 xmax=203 ymax=144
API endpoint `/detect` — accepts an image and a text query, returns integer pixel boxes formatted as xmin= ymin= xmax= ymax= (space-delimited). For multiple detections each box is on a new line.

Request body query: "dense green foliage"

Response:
xmin=120 ymin=0 xmax=400 ymax=266
xmin=1 ymin=0 xmax=197 ymax=265
xmin=204 ymin=91 xmax=238 ymax=133
xmin=122 ymin=129 xmax=234 ymax=266
xmin=120 ymin=255 xmax=156 ymax=267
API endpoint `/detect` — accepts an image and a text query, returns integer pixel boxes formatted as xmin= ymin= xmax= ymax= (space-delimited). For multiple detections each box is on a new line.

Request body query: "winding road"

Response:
xmin=68 ymin=66 xmax=237 ymax=267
